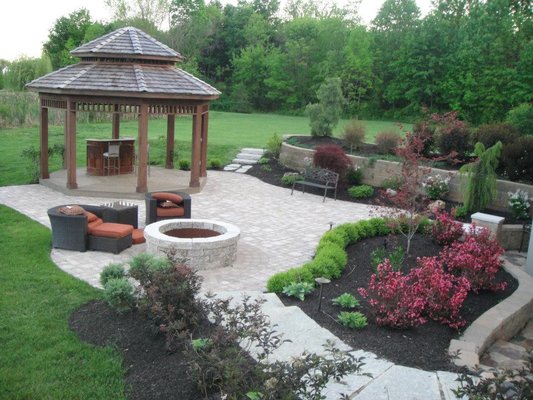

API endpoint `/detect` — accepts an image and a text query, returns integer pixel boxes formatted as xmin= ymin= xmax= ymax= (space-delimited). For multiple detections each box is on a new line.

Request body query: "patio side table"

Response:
xmin=102 ymin=201 xmax=138 ymax=228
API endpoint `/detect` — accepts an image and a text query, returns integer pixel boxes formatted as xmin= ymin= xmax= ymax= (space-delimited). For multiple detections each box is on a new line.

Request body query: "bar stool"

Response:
xmin=103 ymin=143 xmax=120 ymax=175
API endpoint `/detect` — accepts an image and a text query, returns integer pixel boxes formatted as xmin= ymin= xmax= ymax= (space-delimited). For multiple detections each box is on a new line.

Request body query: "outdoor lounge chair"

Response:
xmin=48 ymin=204 xmax=136 ymax=253
xmin=145 ymin=191 xmax=191 ymax=225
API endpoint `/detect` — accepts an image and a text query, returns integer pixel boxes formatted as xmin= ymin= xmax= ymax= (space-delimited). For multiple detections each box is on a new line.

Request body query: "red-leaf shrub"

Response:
xmin=411 ymin=257 xmax=470 ymax=329
xmin=358 ymin=260 xmax=426 ymax=329
xmin=442 ymin=227 xmax=506 ymax=293
xmin=432 ymin=111 xmax=472 ymax=158
xmin=430 ymin=210 xmax=464 ymax=245
xmin=313 ymin=144 xmax=352 ymax=176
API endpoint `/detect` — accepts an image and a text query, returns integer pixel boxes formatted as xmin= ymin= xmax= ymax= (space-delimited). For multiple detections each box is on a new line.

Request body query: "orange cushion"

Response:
xmin=85 ymin=211 xmax=99 ymax=222
xmin=132 ymin=228 xmax=145 ymax=244
xmin=90 ymin=223 xmax=133 ymax=239
xmin=87 ymin=218 xmax=104 ymax=234
xmin=152 ymin=192 xmax=183 ymax=204
xmin=156 ymin=207 xmax=185 ymax=218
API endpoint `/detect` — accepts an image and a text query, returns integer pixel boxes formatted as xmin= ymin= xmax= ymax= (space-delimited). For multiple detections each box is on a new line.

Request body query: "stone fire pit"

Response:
xmin=144 ymin=219 xmax=240 ymax=270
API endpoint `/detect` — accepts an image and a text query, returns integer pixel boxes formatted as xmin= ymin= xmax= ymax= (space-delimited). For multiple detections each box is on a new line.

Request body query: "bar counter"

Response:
xmin=86 ymin=138 xmax=135 ymax=176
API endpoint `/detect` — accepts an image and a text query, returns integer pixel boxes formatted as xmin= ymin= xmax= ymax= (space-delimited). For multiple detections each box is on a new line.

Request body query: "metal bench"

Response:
xmin=291 ymin=167 xmax=339 ymax=202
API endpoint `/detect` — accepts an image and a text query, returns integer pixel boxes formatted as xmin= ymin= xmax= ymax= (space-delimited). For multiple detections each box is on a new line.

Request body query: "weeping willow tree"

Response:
xmin=460 ymin=141 xmax=502 ymax=213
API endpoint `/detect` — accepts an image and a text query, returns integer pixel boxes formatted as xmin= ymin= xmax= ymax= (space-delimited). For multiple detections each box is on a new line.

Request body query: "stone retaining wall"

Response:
xmin=449 ymin=260 xmax=533 ymax=369
xmin=280 ymin=141 xmax=533 ymax=214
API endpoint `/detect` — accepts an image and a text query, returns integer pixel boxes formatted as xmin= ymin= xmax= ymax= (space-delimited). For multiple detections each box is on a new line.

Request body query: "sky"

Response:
xmin=0 ymin=0 xmax=433 ymax=62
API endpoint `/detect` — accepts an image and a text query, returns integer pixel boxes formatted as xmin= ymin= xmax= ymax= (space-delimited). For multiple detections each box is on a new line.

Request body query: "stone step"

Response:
xmin=241 ymin=148 xmax=266 ymax=155
xmin=235 ymin=165 xmax=253 ymax=173
xmin=232 ymin=158 xmax=258 ymax=165
xmin=223 ymin=163 xmax=241 ymax=171
xmin=236 ymin=153 xmax=262 ymax=161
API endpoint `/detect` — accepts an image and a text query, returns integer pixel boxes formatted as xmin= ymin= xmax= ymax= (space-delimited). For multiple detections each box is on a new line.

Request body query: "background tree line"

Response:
xmin=1 ymin=0 xmax=531 ymax=125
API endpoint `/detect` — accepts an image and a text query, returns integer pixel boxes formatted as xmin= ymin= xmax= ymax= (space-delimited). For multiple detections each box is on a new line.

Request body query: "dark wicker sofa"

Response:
xmin=48 ymin=204 xmax=134 ymax=253
xmin=145 ymin=191 xmax=191 ymax=225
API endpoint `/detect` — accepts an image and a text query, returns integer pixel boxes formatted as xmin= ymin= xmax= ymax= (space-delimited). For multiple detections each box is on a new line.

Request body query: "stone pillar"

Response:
xmin=526 ymin=218 xmax=533 ymax=277
xmin=471 ymin=212 xmax=505 ymax=243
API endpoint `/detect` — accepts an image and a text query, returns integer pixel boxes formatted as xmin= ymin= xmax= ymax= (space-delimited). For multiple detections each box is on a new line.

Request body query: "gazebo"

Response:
xmin=26 ymin=26 xmax=220 ymax=193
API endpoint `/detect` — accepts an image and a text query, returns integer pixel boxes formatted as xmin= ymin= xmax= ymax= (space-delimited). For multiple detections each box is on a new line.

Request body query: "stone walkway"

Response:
xmin=1 ymin=171 xmax=528 ymax=399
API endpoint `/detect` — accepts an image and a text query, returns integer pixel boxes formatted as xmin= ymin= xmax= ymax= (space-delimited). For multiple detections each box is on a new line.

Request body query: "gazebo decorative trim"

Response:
xmin=26 ymin=27 xmax=220 ymax=193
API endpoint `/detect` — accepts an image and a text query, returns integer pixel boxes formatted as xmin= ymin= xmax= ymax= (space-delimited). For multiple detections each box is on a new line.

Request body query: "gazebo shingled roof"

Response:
xmin=27 ymin=27 xmax=220 ymax=98
xmin=26 ymin=26 xmax=220 ymax=193
xmin=26 ymin=62 xmax=220 ymax=98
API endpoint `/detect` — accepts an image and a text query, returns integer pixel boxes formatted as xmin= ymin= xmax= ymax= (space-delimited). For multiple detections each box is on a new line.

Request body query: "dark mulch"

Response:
xmin=69 ymin=301 xmax=217 ymax=400
xmin=280 ymin=234 xmax=518 ymax=372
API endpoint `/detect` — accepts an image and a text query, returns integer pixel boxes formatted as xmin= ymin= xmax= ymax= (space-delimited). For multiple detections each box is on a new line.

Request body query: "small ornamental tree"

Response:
xmin=306 ymin=77 xmax=345 ymax=137
xmin=378 ymin=133 xmax=430 ymax=254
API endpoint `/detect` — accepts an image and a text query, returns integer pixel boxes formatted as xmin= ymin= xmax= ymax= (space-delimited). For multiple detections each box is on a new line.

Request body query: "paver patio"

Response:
xmin=0 ymin=170 xmax=372 ymax=291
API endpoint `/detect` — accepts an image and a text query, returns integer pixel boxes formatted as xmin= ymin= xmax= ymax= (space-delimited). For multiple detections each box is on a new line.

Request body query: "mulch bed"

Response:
xmin=69 ymin=302 xmax=218 ymax=400
xmin=280 ymin=233 xmax=518 ymax=372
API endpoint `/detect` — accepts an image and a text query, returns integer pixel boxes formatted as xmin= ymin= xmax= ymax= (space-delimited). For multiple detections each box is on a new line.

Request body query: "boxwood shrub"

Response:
xmin=348 ymin=185 xmax=374 ymax=199
xmin=267 ymin=218 xmax=391 ymax=293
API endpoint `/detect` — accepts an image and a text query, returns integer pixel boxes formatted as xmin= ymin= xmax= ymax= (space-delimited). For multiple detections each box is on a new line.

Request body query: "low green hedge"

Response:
xmin=267 ymin=217 xmax=397 ymax=293
xmin=348 ymin=185 xmax=374 ymax=199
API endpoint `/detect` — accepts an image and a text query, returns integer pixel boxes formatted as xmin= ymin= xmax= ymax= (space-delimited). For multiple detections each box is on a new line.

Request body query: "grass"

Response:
xmin=0 ymin=111 xmax=410 ymax=186
xmin=0 ymin=206 xmax=126 ymax=399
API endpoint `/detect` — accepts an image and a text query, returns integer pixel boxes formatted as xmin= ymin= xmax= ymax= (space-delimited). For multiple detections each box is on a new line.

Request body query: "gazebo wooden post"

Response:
xmin=112 ymin=104 xmax=120 ymax=139
xmin=190 ymin=109 xmax=202 ymax=187
xmin=39 ymin=99 xmax=49 ymax=179
xmin=136 ymin=103 xmax=149 ymax=193
xmin=200 ymin=106 xmax=209 ymax=177
xmin=63 ymin=111 xmax=68 ymax=169
xmin=166 ymin=114 xmax=175 ymax=169
xmin=65 ymin=99 xmax=78 ymax=189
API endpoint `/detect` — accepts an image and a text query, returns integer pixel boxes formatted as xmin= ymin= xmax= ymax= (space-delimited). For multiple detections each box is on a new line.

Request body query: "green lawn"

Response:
xmin=0 ymin=206 xmax=126 ymax=399
xmin=0 ymin=111 xmax=410 ymax=186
